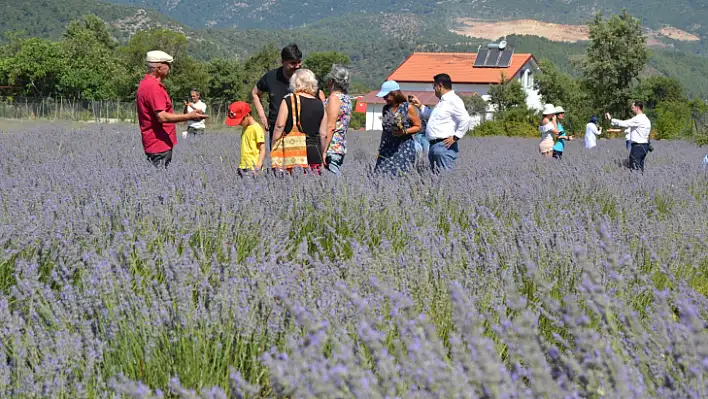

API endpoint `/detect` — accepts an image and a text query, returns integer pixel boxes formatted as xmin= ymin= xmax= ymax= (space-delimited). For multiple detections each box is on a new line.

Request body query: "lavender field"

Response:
xmin=1 ymin=123 xmax=707 ymax=398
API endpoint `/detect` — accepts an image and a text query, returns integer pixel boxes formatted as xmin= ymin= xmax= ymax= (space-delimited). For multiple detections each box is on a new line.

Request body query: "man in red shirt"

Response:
xmin=136 ymin=50 xmax=208 ymax=167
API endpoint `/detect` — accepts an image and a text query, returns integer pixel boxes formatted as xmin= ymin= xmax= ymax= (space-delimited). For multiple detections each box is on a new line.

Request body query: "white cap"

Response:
xmin=542 ymin=104 xmax=556 ymax=115
xmin=554 ymin=106 xmax=566 ymax=114
xmin=146 ymin=50 xmax=174 ymax=63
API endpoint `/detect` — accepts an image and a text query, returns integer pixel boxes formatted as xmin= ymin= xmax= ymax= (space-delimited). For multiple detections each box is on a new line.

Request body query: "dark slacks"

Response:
xmin=629 ymin=143 xmax=649 ymax=172
xmin=146 ymin=150 xmax=172 ymax=168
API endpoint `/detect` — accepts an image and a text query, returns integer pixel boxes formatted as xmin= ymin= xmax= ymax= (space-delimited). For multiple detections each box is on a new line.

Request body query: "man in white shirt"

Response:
xmin=410 ymin=73 xmax=471 ymax=171
xmin=184 ymin=89 xmax=207 ymax=135
xmin=584 ymin=116 xmax=602 ymax=149
xmin=606 ymin=101 xmax=651 ymax=171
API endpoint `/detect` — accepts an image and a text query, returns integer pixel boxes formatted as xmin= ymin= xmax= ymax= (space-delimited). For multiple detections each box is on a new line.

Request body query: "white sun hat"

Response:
xmin=542 ymin=104 xmax=556 ymax=115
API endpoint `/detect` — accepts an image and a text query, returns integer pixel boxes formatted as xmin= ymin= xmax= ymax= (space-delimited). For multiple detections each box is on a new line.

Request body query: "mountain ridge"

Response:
xmin=104 ymin=0 xmax=708 ymax=37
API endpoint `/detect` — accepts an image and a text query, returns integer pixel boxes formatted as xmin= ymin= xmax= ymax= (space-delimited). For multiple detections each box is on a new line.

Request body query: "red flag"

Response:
xmin=355 ymin=99 xmax=367 ymax=113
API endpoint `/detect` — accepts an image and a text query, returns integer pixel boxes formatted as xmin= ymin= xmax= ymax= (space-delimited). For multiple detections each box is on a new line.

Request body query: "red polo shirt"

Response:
xmin=136 ymin=74 xmax=177 ymax=154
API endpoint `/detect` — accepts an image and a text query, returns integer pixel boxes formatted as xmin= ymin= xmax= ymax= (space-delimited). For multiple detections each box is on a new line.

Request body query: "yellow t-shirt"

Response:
xmin=239 ymin=123 xmax=265 ymax=170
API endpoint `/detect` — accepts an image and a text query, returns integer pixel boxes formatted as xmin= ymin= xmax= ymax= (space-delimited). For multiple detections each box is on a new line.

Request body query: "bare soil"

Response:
xmin=453 ymin=19 xmax=701 ymax=46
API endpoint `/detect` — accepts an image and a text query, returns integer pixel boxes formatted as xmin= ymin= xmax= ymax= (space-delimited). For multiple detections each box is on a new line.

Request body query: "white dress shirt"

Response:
xmin=611 ymin=113 xmax=651 ymax=144
xmin=584 ymin=123 xmax=601 ymax=148
xmin=187 ymin=100 xmax=207 ymax=129
xmin=419 ymin=91 xmax=471 ymax=140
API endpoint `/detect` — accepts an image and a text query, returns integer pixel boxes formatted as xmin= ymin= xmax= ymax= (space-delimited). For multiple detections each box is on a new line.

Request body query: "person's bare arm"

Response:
xmin=251 ymin=86 xmax=269 ymax=131
xmin=319 ymin=109 xmax=329 ymax=164
xmin=156 ymin=110 xmax=207 ymax=124
xmin=271 ymin=100 xmax=289 ymax=142
xmin=395 ymin=106 xmax=422 ymax=136
xmin=323 ymin=94 xmax=340 ymax=152
xmin=256 ymin=142 xmax=266 ymax=170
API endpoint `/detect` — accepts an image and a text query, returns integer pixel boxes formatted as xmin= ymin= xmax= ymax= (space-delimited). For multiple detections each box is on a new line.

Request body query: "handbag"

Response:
xmin=270 ymin=93 xmax=309 ymax=170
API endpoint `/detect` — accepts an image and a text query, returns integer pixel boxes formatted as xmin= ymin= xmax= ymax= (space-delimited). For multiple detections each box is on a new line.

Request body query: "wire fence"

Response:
xmin=0 ymin=97 xmax=233 ymax=127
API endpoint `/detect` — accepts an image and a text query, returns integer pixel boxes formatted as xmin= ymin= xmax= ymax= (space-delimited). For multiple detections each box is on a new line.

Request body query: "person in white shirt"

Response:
xmin=184 ymin=89 xmax=207 ymax=135
xmin=584 ymin=116 xmax=602 ymax=149
xmin=409 ymin=73 xmax=471 ymax=171
xmin=606 ymin=101 xmax=652 ymax=171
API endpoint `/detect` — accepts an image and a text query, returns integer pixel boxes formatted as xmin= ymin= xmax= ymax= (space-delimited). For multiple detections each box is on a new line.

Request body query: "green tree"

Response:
xmin=207 ymin=58 xmax=245 ymax=104
xmin=655 ymin=101 xmax=692 ymax=140
xmin=60 ymin=15 xmax=126 ymax=99
xmin=461 ymin=94 xmax=489 ymax=122
xmin=0 ymin=37 xmax=66 ymax=97
xmin=488 ymin=73 xmax=526 ymax=115
xmin=118 ymin=29 xmax=204 ymax=100
xmin=304 ymin=51 xmax=350 ymax=92
xmin=632 ymin=75 xmax=685 ymax=111
xmin=582 ymin=11 xmax=649 ymax=119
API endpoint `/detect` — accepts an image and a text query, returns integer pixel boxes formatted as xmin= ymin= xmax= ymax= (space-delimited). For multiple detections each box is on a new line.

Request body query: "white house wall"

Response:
xmin=365 ymin=104 xmax=384 ymax=131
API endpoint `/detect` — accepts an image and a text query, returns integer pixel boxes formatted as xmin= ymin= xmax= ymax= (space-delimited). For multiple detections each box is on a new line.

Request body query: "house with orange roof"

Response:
xmin=360 ymin=44 xmax=542 ymax=130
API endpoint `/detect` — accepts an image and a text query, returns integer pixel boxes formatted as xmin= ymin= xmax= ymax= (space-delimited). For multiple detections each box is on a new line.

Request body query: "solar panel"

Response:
xmin=484 ymin=48 xmax=501 ymax=67
xmin=497 ymin=48 xmax=514 ymax=67
xmin=473 ymin=49 xmax=489 ymax=67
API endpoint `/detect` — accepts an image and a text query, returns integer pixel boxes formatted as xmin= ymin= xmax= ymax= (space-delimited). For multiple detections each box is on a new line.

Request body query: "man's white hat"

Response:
xmin=542 ymin=104 xmax=556 ymax=115
xmin=146 ymin=50 xmax=174 ymax=63
xmin=554 ymin=106 xmax=566 ymax=114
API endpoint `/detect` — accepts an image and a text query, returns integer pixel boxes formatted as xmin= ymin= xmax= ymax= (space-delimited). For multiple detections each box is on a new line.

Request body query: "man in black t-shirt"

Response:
xmin=252 ymin=43 xmax=326 ymax=146
xmin=252 ymin=44 xmax=303 ymax=145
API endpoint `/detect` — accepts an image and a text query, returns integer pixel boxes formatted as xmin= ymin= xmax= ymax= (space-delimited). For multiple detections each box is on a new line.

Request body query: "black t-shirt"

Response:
xmin=256 ymin=67 xmax=290 ymax=133
xmin=284 ymin=95 xmax=325 ymax=165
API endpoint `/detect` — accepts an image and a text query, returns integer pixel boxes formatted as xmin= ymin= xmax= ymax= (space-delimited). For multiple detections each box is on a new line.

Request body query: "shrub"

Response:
xmin=655 ymin=100 xmax=692 ymax=140
xmin=471 ymin=119 xmax=538 ymax=138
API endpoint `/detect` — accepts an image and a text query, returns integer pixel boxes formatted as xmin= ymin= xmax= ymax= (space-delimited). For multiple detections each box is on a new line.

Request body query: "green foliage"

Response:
xmin=583 ymin=11 xmax=649 ymax=119
xmin=304 ymin=51 xmax=350 ymax=92
xmin=471 ymin=119 xmax=538 ymax=138
xmin=488 ymin=73 xmax=526 ymax=114
xmin=0 ymin=37 xmax=67 ymax=97
xmin=59 ymin=16 xmax=127 ymax=100
xmin=633 ymin=75 xmax=686 ymax=111
xmin=461 ymin=94 xmax=488 ymax=117
xmin=655 ymin=101 xmax=692 ymax=140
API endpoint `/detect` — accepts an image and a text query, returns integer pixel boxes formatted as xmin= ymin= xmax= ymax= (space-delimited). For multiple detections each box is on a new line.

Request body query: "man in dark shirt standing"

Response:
xmin=252 ymin=44 xmax=302 ymax=146
xmin=252 ymin=44 xmax=325 ymax=146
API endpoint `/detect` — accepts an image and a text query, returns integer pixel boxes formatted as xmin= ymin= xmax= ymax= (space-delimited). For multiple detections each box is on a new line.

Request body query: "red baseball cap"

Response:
xmin=225 ymin=101 xmax=251 ymax=126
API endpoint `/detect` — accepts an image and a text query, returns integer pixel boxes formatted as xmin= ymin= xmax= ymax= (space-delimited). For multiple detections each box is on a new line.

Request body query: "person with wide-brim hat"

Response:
xmin=538 ymin=103 xmax=558 ymax=157
xmin=551 ymin=105 xmax=573 ymax=160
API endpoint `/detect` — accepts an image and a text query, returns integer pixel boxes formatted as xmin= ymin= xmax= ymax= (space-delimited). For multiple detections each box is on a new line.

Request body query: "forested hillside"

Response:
xmin=105 ymin=0 xmax=708 ymax=37
xmin=3 ymin=1 xmax=708 ymax=99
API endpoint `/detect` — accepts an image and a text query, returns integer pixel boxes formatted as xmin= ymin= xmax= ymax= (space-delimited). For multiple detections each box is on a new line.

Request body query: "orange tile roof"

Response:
xmin=387 ymin=52 xmax=536 ymax=84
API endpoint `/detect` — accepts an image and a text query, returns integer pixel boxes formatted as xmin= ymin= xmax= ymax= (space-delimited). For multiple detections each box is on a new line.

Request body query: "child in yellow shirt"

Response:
xmin=226 ymin=101 xmax=265 ymax=175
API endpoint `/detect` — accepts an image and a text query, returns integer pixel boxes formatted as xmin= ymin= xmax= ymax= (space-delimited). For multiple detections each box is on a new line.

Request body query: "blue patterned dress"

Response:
xmin=374 ymin=102 xmax=417 ymax=175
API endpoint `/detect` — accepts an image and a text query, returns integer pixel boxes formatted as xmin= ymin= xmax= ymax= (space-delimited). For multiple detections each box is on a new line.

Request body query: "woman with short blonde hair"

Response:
xmin=289 ymin=69 xmax=319 ymax=97
xmin=273 ymin=68 xmax=327 ymax=172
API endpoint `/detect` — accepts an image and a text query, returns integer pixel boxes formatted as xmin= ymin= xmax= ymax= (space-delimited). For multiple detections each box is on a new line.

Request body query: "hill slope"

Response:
xmin=105 ymin=0 xmax=708 ymax=36
xmin=4 ymin=2 xmax=708 ymax=98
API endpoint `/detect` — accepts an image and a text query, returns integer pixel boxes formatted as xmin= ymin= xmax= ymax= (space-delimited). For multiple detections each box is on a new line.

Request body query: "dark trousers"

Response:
xmin=629 ymin=143 xmax=649 ymax=171
xmin=552 ymin=150 xmax=563 ymax=160
xmin=146 ymin=150 xmax=172 ymax=168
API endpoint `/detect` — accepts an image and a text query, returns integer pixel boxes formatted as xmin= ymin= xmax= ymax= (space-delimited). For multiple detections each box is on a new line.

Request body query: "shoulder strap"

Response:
xmin=289 ymin=93 xmax=304 ymax=132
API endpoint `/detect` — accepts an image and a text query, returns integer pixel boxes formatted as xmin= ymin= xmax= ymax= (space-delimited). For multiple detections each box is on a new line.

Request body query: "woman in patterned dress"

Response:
xmin=323 ymin=64 xmax=352 ymax=175
xmin=373 ymin=80 xmax=422 ymax=175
